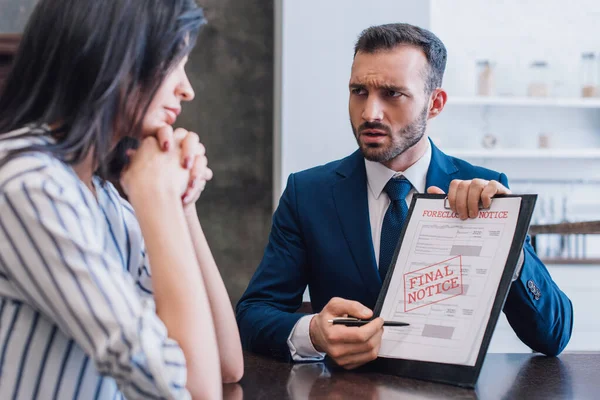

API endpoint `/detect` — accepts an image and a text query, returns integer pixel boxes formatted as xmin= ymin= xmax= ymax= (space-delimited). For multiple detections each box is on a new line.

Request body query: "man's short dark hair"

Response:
xmin=354 ymin=23 xmax=447 ymax=94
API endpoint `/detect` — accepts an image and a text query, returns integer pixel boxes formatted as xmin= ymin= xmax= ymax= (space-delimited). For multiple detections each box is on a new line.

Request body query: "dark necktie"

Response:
xmin=379 ymin=177 xmax=412 ymax=282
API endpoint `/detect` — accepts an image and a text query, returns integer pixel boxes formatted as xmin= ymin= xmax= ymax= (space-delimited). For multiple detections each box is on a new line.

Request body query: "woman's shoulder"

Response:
xmin=0 ymin=135 xmax=89 ymax=208
xmin=1 ymin=154 xmax=76 ymax=190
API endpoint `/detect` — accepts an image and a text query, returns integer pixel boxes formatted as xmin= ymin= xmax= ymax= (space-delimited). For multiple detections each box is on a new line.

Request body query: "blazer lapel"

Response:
xmin=425 ymin=139 xmax=459 ymax=192
xmin=332 ymin=151 xmax=381 ymax=300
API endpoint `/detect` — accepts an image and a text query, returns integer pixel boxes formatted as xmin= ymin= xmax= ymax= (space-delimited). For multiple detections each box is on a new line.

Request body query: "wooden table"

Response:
xmin=222 ymin=351 xmax=600 ymax=399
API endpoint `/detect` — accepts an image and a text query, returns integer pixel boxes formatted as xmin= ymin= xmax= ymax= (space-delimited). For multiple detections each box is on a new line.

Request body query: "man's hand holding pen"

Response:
xmin=309 ymin=297 xmax=384 ymax=370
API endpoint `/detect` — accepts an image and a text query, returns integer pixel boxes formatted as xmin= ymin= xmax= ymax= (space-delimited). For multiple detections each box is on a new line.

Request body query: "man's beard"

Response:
xmin=352 ymin=105 xmax=428 ymax=163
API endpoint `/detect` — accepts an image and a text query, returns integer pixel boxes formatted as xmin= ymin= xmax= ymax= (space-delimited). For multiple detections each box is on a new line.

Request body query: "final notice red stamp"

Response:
xmin=403 ymin=255 xmax=463 ymax=312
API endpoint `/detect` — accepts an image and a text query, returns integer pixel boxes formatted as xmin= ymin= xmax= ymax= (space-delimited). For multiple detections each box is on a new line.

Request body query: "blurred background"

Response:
xmin=1 ymin=0 xmax=598 ymax=354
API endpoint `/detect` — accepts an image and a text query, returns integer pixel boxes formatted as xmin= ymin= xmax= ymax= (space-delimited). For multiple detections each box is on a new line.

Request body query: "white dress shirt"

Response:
xmin=287 ymin=144 xmax=432 ymax=361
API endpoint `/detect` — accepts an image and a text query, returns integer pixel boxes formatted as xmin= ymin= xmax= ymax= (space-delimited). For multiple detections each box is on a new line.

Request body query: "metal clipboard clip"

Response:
xmin=443 ymin=196 xmax=491 ymax=210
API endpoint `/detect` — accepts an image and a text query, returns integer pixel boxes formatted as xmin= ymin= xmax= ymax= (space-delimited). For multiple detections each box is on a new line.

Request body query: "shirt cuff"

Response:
xmin=287 ymin=314 xmax=326 ymax=361
xmin=512 ymin=248 xmax=525 ymax=282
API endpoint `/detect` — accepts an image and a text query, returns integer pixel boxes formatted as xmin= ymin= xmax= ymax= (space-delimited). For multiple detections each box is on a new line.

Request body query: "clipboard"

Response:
xmin=372 ymin=193 xmax=537 ymax=388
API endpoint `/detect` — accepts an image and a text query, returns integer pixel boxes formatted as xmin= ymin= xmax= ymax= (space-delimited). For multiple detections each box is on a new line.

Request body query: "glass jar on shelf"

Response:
xmin=580 ymin=52 xmax=597 ymax=98
xmin=476 ymin=60 xmax=495 ymax=96
xmin=527 ymin=61 xmax=550 ymax=97
xmin=598 ymin=51 xmax=600 ymax=97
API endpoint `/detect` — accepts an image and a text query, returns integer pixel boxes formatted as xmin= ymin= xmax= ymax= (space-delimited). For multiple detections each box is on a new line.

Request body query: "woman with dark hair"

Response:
xmin=0 ymin=0 xmax=243 ymax=399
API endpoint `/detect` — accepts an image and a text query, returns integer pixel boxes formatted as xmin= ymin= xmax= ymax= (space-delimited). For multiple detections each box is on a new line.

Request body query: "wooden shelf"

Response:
xmin=448 ymin=96 xmax=600 ymax=108
xmin=0 ymin=34 xmax=21 ymax=86
xmin=539 ymin=258 xmax=600 ymax=265
xmin=0 ymin=34 xmax=20 ymax=55
xmin=529 ymin=221 xmax=600 ymax=235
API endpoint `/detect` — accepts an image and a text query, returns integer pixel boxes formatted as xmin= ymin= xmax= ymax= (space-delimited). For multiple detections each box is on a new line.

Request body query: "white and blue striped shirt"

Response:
xmin=0 ymin=127 xmax=189 ymax=399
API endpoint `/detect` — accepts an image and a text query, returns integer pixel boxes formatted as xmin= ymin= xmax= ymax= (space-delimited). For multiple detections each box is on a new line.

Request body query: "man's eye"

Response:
xmin=387 ymin=90 xmax=403 ymax=98
xmin=351 ymin=88 xmax=366 ymax=95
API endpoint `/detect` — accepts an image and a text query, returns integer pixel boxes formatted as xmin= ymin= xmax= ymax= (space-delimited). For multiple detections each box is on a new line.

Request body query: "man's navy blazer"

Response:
xmin=236 ymin=142 xmax=573 ymax=361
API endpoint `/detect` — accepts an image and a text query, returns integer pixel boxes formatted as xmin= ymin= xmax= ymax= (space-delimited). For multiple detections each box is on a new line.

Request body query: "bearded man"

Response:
xmin=236 ymin=23 xmax=573 ymax=368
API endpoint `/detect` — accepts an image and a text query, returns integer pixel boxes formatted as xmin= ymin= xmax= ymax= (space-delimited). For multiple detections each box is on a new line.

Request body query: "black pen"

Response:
xmin=327 ymin=317 xmax=410 ymax=327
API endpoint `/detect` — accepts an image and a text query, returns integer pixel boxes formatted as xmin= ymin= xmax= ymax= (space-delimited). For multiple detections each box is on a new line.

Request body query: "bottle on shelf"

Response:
xmin=598 ymin=51 xmax=600 ymax=98
xmin=538 ymin=132 xmax=551 ymax=149
xmin=481 ymin=133 xmax=497 ymax=149
xmin=476 ymin=60 xmax=495 ymax=96
xmin=581 ymin=52 xmax=597 ymax=98
xmin=527 ymin=61 xmax=550 ymax=97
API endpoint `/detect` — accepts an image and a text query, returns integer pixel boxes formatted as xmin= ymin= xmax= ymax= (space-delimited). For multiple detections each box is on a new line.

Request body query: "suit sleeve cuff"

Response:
xmin=287 ymin=314 xmax=326 ymax=361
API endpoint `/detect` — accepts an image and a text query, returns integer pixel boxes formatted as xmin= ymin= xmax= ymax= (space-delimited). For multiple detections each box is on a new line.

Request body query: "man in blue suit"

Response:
xmin=236 ymin=23 xmax=573 ymax=368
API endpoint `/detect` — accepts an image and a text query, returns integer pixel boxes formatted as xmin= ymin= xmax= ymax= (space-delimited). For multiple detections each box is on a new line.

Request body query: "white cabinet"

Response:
xmin=489 ymin=266 xmax=600 ymax=354
xmin=548 ymin=266 xmax=600 ymax=352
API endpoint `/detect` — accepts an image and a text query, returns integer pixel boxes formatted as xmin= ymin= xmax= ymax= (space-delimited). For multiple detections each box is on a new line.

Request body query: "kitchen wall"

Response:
xmin=429 ymin=0 xmax=600 ymax=157
xmin=0 ymin=0 xmax=37 ymax=33
xmin=184 ymin=0 xmax=273 ymax=303
xmin=432 ymin=0 xmax=600 ymax=99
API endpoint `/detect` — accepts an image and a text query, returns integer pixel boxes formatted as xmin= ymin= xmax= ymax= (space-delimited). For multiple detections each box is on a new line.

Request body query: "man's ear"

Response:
xmin=427 ymin=88 xmax=447 ymax=120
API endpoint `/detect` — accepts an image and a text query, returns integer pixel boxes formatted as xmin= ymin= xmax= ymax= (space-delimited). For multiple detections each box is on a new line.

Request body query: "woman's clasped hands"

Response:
xmin=121 ymin=125 xmax=213 ymax=207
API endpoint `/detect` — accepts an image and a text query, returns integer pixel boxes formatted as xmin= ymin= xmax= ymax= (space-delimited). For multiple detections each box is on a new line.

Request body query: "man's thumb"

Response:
xmin=327 ymin=298 xmax=372 ymax=319
xmin=427 ymin=186 xmax=445 ymax=194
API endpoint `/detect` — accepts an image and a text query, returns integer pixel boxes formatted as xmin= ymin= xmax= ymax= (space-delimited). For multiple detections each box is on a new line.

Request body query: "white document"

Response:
xmin=378 ymin=197 xmax=522 ymax=366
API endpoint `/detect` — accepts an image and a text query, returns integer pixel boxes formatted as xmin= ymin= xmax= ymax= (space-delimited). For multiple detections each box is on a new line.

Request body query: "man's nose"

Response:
xmin=362 ymin=96 xmax=383 ymax=122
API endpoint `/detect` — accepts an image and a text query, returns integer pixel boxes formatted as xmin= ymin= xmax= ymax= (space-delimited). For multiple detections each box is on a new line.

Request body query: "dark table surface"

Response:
xmin=223 ymin=351 xmax=600 ymax=400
